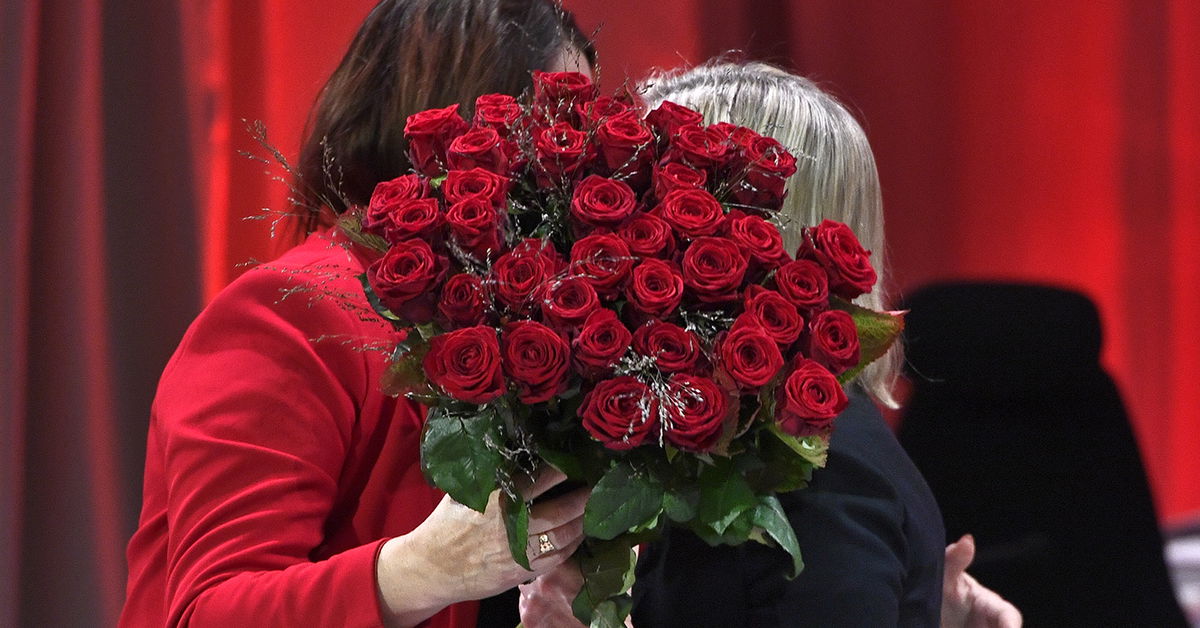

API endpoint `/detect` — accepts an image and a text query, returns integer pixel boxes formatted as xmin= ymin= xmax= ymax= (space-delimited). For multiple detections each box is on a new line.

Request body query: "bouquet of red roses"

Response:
xmin=343 ymin=71 xmax=902 ymax=626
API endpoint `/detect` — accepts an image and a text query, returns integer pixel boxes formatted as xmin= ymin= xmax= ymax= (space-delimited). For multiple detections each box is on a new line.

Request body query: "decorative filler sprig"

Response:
xmin=333 ymin=70 xmax=902 ymax=627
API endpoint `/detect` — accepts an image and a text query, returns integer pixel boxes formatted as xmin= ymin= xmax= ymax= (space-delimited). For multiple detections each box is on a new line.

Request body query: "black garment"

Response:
xmin=633 ymin=393 xmax=944 ymax=627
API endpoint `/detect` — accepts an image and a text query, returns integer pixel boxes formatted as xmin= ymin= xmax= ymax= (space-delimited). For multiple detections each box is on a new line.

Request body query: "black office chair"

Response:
xmin=897 ymin=282 xmax=1186 ymax=627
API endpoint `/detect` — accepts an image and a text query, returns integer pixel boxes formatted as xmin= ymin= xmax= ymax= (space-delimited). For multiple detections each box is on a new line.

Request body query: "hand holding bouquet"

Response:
xmin=344 ymin=71 xmax=902 ymax=627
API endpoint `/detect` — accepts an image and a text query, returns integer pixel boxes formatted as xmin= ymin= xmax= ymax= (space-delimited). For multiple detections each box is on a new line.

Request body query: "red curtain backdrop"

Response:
xmin=2 ymin=0 xmax=1196 ymax=625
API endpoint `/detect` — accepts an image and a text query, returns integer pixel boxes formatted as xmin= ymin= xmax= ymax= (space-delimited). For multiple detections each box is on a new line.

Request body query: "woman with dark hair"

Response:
xmin=120 ymin=2 xmax=594 ymax=627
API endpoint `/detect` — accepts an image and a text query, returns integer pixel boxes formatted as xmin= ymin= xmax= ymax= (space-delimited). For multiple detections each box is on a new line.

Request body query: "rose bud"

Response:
xmin=570 ymin=175 xmax=638 ymax=230
xmin=775 ymin=358 xmax=848 ymax=437
xmin=363 ymin=174 xmax=431 ymax=237
xmin=729 ymin=134 xmax=797 ymax=212
xmin=744 ymin=286 xmax=805 ymax=348
xmin=617 ymin=212 xmax=677 ymax=260
xmin=807 ymin=309 xmax=861 ymax=376
xmin=532 ymin=70 xmax=599 ymax=123
xmin=723 ymin=210 xmax=790 ymax=270
xmin=366 ymin=238 xmax=448 ymax=324
xmin=501 ymin=321 xmax=571 ymax=404
xmin=657 ymin=188 xmax=725 ymax=240
xmin=364 ymin=197 xmax=443 ymax=246
xmin=796 ymin=219 xmax=877 ymax=300
xmin=632 ymin=321 xmax=702 ymax=373
xmin=446 ymin=126 xmax=511 ymax=176
xmin=473 ymin=93 xmax=522 ymax=137
xmin=534 ymin=122 xmax=593 ymax=186
xmin=663 ymin=374 xmax=731 ymax=453
xmin=569 ymin=234 xmax=634 ymax=299
xmin=718 ymin=316 xmax=785 ymax=392
xmin=540 ymin=275 xmax=601 ymax=332
xmin=573 ymin=308 xmax=632 ymax=379
xmin=437 ymin=273 xmax=489 ymax=328
xmin=403 ymin=103 xmax=469 ymax=177
xmin=595 ymin=111 xmax=655 ymax=185
xmin=661 ymin=123 xmax=732 ymax=172
xmin=773 ymin=259 xmax=830 ymax=311
xmin=680 ymin=236 xmax=749 ymax=304
xmin=581 ymin=376 xmax=659 ymax=450
xmin=652 ymin=162 xmax=707 ymax=202
xmin=423 ymin=325 xmax=507 ymax=404
xmin=445 ymin=197 xmax=504 ymax=262
xmin=625 ymin=258 xmax=684 ymax=320
xmin=491 ymin=238 xmax=564 ymax=314
xmin=645 ymin=100 xmax=704 ymax=140
xmin=442 ymin=167 xmax=511 ymax=208
xmin=576 ymin=96 xmax=633 ymax=129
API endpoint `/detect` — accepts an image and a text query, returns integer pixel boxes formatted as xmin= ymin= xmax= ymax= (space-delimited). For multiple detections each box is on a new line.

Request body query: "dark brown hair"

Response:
xmin=295 ymin=0 xmax=595 ymax=233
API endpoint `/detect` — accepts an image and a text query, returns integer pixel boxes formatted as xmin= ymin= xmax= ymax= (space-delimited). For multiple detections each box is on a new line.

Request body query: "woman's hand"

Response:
xmin=942 ymin=535 xmax=1023 ymax=628
xmin=519 ymin=559 xmax=586 ymax=628
xmin=376 ymin=468 xmax=588 ymax=628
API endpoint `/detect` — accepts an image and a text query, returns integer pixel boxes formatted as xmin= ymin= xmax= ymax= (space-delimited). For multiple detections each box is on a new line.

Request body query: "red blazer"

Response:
xmin=121 ymin=230 xmax=476 ymax=627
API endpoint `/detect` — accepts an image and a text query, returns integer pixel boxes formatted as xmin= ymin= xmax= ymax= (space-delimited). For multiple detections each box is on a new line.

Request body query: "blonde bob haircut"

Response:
xmin=640 ymin=61 xmax=901 ymax=408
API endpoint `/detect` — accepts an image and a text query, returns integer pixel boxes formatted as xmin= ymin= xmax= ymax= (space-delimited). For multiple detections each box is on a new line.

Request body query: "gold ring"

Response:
xmin=537 ymin=533 xmax=555 ymax=554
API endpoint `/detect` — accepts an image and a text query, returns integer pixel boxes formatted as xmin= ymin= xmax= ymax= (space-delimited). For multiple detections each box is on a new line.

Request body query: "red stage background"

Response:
xmin=2 ymin=0 xmax=1197 ymax=625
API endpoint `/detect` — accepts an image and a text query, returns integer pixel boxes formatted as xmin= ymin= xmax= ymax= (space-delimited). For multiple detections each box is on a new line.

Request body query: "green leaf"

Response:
xmin=420 ymin=406 xmax=503 ymax=512
xmin=501 ymin=490 xmax=531 ymax=571
xmin=767 ymin=423 xmax=830 ymax=468
xmin=830 ymin=297 xmax=905 ymax=385
xmin=583 ymin=463 xmax=665 ymax=540
xmin=696 ymin=460 xmax=757 ymax=535
xmin=662 ymin=485 xmax=700 ymax=522
xmin=380 ymin=339 xmax=433 ymax=398
xmin=720 ymin=507 xmax=756 ymax=544
xmin=572 ymin=539 xmax=637 ymax=625
xmin=752 ymin=494 xmax=804 ymax=578
xmin=590 ymin=596 xmax=634 ymax=628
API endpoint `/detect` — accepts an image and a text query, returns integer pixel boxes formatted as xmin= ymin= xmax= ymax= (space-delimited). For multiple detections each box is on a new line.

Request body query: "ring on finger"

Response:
xmin=536 ymin=532 xmax=556 ymax=555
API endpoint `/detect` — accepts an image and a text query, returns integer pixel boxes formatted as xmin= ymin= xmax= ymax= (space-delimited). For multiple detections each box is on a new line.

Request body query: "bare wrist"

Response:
xmin=375 ymin=534 xmax=456 ymax=627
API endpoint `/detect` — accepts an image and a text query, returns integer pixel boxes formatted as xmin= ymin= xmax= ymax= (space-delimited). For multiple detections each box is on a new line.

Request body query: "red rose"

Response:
xmin=573 ymin=308 xmax=632 ymax=378
xmin=774 ymin=259 xmax=830 ymax=311
xmin=652 ymin=162 xmax=707 ymax=201
xmin=663 ymin=374 xmax=730 ymax=453
xmin=445 ymin=197 xmax=504 ymax=262
xmin=617 ymin=212 xmax=676 ymax=260
xmin=363 ymin=175 xmax=431 ymax=237
xmin=474 ymin=93 xmax=522 ymax=137
xmin=570 ymin=175 xmax=637 ymax=229
xmin=576 ymin=96 xmax=633 ymax=129
xmin=723 ymin=210 xmax=789 ymax=269
xmin=744 ymin=286 xmax=805 ymax=347
xmin=625 ymin=258 xmax=684 ymax=319
xmin=662 ymin=124 xmax=732 ymax=172
xmin=446 ymin=126 xmax=512 ymax=176
xmin=595 ymin=111 xmax=654 ymax=183
xmin=532 ymin=70 xmax=599 ymax=122
xmin=364 ymin=197 xmax=444 ymax=246
xmin=730 ymin=134 xmax=797 ymax=212
xmin=718 ymin=316 xmax=785 ymax=392
xmin=502 ymin=321 xmax=571 ymax=404
xmin=581 ymin=376 xmax=659 ymax=450
xmin=569 ymin=234 xmax=634 ymax=299
xmin=423 ymin=325 xmax=506 ymax=404
xmin=404 ymin=104 xmax=469 ymax=177
xmin=443 ymin=168 xmax=511 ymax=208
xmin=492 ymin=238 xmax=564 ymax=313
xmin=366 ymin=238 xmax=448 ymax=324
xmin=657 ymin=188 xmax=725 ymax=240
xmin=680 ymin=236 xmax=749 ymax=304
xmin=633 ymin=321 xmax=702 ymax=373
xmin=807 ymin=309 xmax=861 ymax=375
xmin=438 ymin=273 xmax=488 ymax=328
xmin=776 ymin=358 xmax=848 ymax=436
xmin=645 ymin=100 xmax=704 ymax=139
xmin=534 ymin=122 xmax=593 ymax=185
xmin=796 ymin=219 xmax=877 ymax=300
xmin=540 ymin=275 xmax=600 ymax=331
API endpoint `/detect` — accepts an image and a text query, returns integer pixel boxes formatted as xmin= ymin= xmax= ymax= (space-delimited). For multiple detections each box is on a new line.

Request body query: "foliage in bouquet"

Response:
xmin=344 ymin=70 xmax=903 ymax=627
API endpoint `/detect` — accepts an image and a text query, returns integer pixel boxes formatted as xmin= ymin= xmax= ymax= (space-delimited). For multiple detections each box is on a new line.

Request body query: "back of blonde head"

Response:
xmin=641 ymin=61 xmax=901 ymax=408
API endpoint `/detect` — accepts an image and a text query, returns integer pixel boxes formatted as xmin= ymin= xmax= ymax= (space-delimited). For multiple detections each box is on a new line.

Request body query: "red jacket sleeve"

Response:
xmin=152 ymin=264 xmax=391 ymax=627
